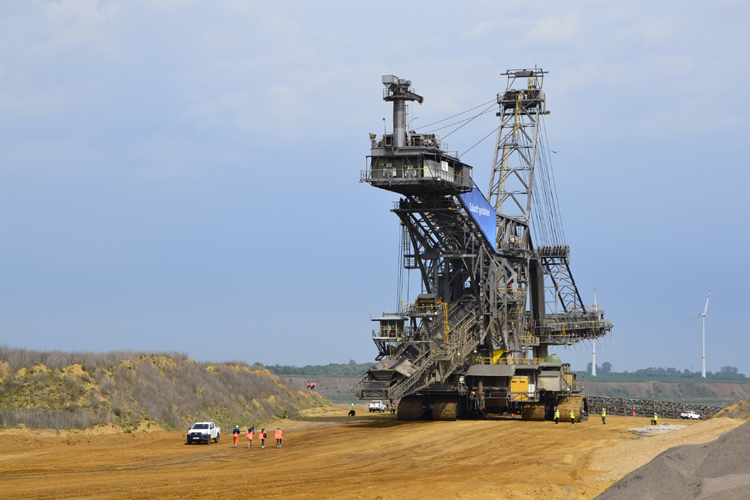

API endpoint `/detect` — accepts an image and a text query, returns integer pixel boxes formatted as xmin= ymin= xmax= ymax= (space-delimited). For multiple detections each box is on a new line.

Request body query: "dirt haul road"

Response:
xmin=0 ymin=408 xmax=742 ymax=500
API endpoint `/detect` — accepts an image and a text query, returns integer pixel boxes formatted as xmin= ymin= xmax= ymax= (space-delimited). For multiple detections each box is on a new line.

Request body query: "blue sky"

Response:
xmin=1 ymin=1 xmax=748 ymax=373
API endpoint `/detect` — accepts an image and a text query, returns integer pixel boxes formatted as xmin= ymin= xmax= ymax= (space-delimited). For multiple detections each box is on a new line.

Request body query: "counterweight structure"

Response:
xmin=354 ymin=71 xmax=613 ymax=421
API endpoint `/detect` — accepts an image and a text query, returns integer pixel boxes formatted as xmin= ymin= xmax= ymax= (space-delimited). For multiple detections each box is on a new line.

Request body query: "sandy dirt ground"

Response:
xmin=0 ymin=407 xmax=743 ymax=500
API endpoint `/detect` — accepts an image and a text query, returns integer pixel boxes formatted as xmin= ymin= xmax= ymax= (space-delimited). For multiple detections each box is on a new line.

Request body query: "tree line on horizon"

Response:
xmin=257 ymin=359 xmax=373 ymax=377
xmin=581 ymin=362 xmax=747 ymax=380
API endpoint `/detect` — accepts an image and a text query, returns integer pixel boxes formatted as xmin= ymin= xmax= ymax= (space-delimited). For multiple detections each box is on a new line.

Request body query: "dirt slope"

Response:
xmin=0 ymin=356 xmax=331 ymax=430
xmin=0 ymin=411 xmax=742 ymax=499
xmin=711 ymin=397 xmax=750 ymax=420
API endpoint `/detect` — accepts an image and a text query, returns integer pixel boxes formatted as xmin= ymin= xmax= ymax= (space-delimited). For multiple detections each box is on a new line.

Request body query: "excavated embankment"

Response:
xmin=0 ymin=355 xmax=331 ymax=431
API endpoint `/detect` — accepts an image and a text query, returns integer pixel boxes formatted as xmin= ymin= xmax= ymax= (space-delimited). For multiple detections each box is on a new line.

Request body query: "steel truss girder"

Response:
xmin=488 ymin=82 xmax=544 ymax=222
xmin=394 ymin=196 xmax=530 ymax=355
xmin=538 ymin=253 xmax=586 ymax=314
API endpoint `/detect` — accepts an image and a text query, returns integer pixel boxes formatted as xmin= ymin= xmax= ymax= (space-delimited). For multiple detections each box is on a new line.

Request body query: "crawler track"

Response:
xmin=520 ymin=402 xmax=546 ymax=421
xmin=397 ymin=395 xmax=424 ymax=421
xmin=432 ymin=398 xmax=459 ymax=421
xmin=557 ymin=396 xmax=588 ymax=422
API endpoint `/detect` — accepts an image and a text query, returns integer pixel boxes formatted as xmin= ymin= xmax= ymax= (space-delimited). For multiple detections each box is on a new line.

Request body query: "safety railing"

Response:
xmin=537 ymin=318 xmax=612 ymax=336
xmin=471 ymin=356 xmax=542 ymax=365
xmin=371 ymin=132 xmax=447 ymax=151
xmin=371 ymin=327 xmax=423 ymax=342
xmin=401 ymin=303 xmax=444 ymax=318
xmin=361 ymin=167 xmax=466 ymax=186
xmin=496 ymin=357 xmax=546 ymax=366
xmin=517 ymin=331 xmax=539 ymax=346
xmin=497 ymin=285 xmax=527 ymax=297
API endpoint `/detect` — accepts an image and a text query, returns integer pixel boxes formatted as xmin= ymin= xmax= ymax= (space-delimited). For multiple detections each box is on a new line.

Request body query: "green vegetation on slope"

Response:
xmin=0 ymin=346 xmax=329 ymax=431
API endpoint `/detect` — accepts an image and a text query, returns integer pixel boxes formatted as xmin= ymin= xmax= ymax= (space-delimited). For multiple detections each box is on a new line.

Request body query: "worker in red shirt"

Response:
xmin=246 ymin=426 xmax=254 ymax=448
xmin=275 ymin=426 xmax=283 ymax=448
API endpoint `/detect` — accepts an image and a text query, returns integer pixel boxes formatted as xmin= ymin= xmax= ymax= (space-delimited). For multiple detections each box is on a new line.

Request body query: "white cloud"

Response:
xmin=526 ymin=14 xmax=581 ymax=46
xmin=459 ymin=14 xmax=580 ymax=47
xmin=33 ymin=0 xmax=120 ymax=52
xmin=611 ymin=15 xmax=682 ymax=47
xmin=459 ymin=21 xmax=499 ymax=40
xmin=0 ymin=89 xmax=72 ymax=120
xmin=181 ymin=92 xmax=257 ymax=132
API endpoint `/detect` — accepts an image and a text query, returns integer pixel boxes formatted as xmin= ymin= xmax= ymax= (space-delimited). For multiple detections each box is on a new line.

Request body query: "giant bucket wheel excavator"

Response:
xmin=353 ymin=69 xmax=613 ymax=421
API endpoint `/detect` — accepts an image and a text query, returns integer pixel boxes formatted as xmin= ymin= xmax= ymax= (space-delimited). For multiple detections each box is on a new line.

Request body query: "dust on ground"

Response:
xmin=0 ymin=411 xmax=740 ymax=499
xmin=629 ymin=423 xmax=686 ymax=437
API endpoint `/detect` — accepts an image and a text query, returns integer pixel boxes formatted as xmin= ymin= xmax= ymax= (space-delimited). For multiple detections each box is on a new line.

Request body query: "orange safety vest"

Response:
xmin=275 ymin=429 xmax=283 ymax=439
xmin=247 ymin=430 xmax=253 ymax=440
xmin=260 ymin=430 xmax=266 ymax=440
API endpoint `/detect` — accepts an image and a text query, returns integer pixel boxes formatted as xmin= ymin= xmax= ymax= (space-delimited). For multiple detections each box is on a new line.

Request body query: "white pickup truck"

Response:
xmin=187 ymin=422 xmax=221 ymax=444
xmin=679 ymin=411 xmax=701 ymax=420
xmin=369 ymin=400 xmax=387 ymax=412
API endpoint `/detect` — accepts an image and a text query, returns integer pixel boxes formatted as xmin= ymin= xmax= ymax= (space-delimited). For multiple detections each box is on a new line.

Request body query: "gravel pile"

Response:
xmin=595 ymin=419 xmax=750 ymax=499
xmin=591 ymin=417 xmax=741 ymax=481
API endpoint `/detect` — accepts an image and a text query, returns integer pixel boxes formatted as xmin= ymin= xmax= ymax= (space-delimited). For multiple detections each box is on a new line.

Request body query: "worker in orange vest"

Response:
xmin=233 ymin=425 xmax=240 ymax=448
xmin=260 ymin=427 xmax=266 ymax=448
xmin=246 ymin=426 xmax=254 ymax=448
xmin=275 ymin=426 xmax=283 ymax=448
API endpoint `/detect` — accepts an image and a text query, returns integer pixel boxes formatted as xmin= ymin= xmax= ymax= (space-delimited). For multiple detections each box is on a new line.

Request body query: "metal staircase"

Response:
xmin=388 ymin=305 xmax=481 ymax=400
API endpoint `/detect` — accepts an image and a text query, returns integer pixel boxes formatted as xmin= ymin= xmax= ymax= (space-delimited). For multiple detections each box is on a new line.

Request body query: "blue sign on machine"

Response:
xmin=459 ymin=186 xmax=497 ymax=249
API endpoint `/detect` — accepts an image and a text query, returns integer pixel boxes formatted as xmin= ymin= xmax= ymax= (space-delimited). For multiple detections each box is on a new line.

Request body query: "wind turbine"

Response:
xmin=690 ymin=290 xmax=713 ymax=378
